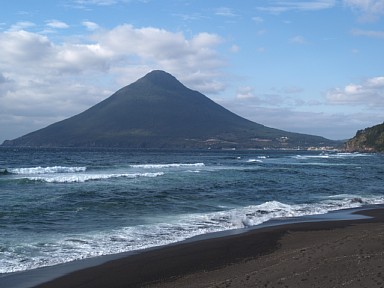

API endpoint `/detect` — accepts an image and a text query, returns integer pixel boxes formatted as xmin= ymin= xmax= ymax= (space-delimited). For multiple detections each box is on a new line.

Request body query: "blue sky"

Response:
xmin=1 ymin=0 xmax=383 ymax=142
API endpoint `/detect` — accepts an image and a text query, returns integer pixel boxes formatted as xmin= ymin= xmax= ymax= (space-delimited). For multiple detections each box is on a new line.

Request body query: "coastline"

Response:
xmin=2 ymin=205 xmax=383 ymax=288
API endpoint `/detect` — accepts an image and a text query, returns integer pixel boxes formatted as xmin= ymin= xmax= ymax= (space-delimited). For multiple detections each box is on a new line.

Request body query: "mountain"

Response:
xmin=344 ymin=122 xmax=384 ymax=152
xmin=2 ymin=70 xmax=336 ymax=149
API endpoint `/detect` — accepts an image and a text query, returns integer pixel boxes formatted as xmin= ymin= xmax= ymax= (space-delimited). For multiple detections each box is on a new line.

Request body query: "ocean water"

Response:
xmin=0 ymin=148 xmax=383 ymax=275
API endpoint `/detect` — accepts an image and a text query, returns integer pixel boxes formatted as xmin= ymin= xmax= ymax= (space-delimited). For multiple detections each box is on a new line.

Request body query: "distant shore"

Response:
xmin=2 ymin=206 xmax=382 ymax=288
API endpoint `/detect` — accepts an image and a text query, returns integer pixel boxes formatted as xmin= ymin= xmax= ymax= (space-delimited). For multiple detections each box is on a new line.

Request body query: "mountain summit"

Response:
xmin=2 ymin=70 xmax=334 ymax=149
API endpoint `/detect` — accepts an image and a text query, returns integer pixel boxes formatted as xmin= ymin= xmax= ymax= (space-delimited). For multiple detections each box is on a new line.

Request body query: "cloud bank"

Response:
xmin=326 ymin=76 xmax=384 ymax=107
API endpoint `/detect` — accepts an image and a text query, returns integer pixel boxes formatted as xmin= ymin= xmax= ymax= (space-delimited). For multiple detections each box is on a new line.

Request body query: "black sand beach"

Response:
xmin=24 ymin=207 xmax=384 ymax=288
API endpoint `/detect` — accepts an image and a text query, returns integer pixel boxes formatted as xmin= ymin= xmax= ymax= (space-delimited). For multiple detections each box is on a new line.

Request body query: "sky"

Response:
xmin=0 ymin=0 xmax=383 ymax=143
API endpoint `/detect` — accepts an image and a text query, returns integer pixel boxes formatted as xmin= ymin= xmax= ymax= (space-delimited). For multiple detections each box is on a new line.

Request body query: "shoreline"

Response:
xmin=1 ymin=205 xmax=383 ymax=288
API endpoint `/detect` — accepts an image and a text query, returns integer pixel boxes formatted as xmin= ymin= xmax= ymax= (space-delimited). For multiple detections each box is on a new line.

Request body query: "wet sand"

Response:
xmin=30 ymin=207 xmax=384 ymax=288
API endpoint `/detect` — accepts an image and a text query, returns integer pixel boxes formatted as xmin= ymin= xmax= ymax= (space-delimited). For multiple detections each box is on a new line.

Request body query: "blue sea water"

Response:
xmin=0 ymin=148 xmax=383 ymax=275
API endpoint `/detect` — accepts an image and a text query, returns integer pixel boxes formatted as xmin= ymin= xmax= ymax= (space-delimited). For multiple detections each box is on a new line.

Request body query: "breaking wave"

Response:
xmin=130 ymin=163 xmax=205 ymax=169
xmin=293 ymin=152 xmax=372 ymax=160
xmin=26 ymin=172 xmax=164 ymax=183
xmin=2 ymin=196 xmax=384 ymax=274
xmin=7 ymin=166 xmax=87 ymax=175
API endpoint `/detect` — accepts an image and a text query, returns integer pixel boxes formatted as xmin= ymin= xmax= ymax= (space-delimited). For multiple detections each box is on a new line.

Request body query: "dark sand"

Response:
xmin=30 ymin=208 xmax=384 ymax=288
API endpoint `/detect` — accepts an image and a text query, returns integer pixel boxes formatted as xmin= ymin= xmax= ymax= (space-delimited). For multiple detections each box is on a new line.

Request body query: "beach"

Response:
xmin=29 ymin=207 xmax=384 ymax=288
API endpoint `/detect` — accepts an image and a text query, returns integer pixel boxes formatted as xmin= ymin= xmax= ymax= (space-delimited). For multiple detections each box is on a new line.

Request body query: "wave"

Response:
xmin=3 ymin=196 xmax=384 ymax=274
xmin=293 ymin=152 xmax=371 ymax=160
xmin=229 ymin=200 xmax=356 ymax=228
xmin=3 ymin=195 xmax=384 ymax=274
xmin=246 ymin=159 xmax=263 ymax=163
xmin=204 ymin=195 xmax=384 ymax=229
xmin=7 ymin=166 xmax=87 ymax=175
xmin=26 ymin=172 xmax=164 ymax=183
xmin=130 ymin=163 xmax=205 ymax=169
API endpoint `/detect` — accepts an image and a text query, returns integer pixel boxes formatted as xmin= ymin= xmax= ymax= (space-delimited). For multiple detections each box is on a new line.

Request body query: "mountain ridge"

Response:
xmin=2 ymin=70 xmax=336 ymax=149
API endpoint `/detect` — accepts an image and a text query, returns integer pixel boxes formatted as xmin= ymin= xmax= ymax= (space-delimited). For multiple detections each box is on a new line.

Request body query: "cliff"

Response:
xmin=345 ymin=122 xmax=384 ymax=152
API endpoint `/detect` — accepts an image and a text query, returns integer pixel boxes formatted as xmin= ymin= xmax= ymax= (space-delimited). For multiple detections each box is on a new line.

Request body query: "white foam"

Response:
xmin=294 ymin=152 xmax=371 ymax=160
xmin=8 ymin=166 xmax=87 ymax=175
xmin=26 ymin=172 xmax=164 ymax=183
xmin=294 ymin=154 xmax=329 ymax=159
xmin=334 ymin=152 xmax=371 ymax=157
xmin=130 ymin=163 xmax=205 ymax=169
xmin=246 ymin=159 xmax=263 ymax=163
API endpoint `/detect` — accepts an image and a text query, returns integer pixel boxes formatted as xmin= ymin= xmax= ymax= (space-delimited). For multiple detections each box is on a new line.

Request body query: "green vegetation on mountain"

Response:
xmin=2 ymin=70 xmax=337 ymax=149
xmin=345 ymin=122 xmax=384 ymax=152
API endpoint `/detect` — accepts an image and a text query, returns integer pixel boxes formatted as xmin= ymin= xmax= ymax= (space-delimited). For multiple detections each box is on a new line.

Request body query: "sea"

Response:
xmin=0 ymin=147 xmax=383 ymax=276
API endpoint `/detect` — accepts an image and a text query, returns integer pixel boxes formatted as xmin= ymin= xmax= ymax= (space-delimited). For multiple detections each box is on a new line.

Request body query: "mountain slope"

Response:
xmin=2 ymin=70 xmax=335 ymax=149
xmin=345 ymin=122 xmax=384 ymax=152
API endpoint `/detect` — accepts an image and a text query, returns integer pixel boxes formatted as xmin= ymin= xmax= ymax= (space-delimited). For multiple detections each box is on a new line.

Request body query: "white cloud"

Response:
xmin=256 ymin=29 xmax=267 ymax=36
xmin=215 ymin=7 xmax=237 ymax=17
xmin=289 ymin=35 xmax=308 ymax=44
xmin=68 ymin=0 xmax=130 ymax=10
xmin=234 ymin=86 xmax=305 ymax=107
xmin=173 ymin=12 xmax=207 ymax=22
xmin=93 ymin=25 xmax=225 ymax=91
xmin=1 ymin=24 xmax=224 ymax=86
xmin=82 ymin=21 xmax=100 ymax=31
xmin=326 ymin=76 xmax=384 ymax=106
xmin=367 ymin=76 xmax=384 ymax=87
xmin=0 ymin=30 xmax=53 ymax=63
xmin=46 ymin=20 xmax=70 ymax=29
xmin=0 ymin=73 xmax=14 ymax=103
xmin=256 ymin=0 xmax=336 ymax=14
xmin=252 ymin=16 xmax=264 ymax=23
xmin=230 ymin=44 xmax=240 ymax=53
xmin=74 ymin=0 xmax=119 ymax=6
xmin=351 ymin=28 xmax=384 ymax=38
xmin=0 ymin=72 xmax=8 ymax=84
xmin=9 ymin=21 xmax=35 ymax=31
xmin=237 ymin=86 xmax=256 ymax=100
xmin=343 ymin=0 xmax=384 ymax=21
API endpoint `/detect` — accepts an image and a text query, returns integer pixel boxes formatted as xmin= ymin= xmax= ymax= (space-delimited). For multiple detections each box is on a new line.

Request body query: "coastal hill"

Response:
xmin=345 ymin=122 xmax=384 ymax=152
xmin=2 ymin=70 xmax=336 ymax=149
